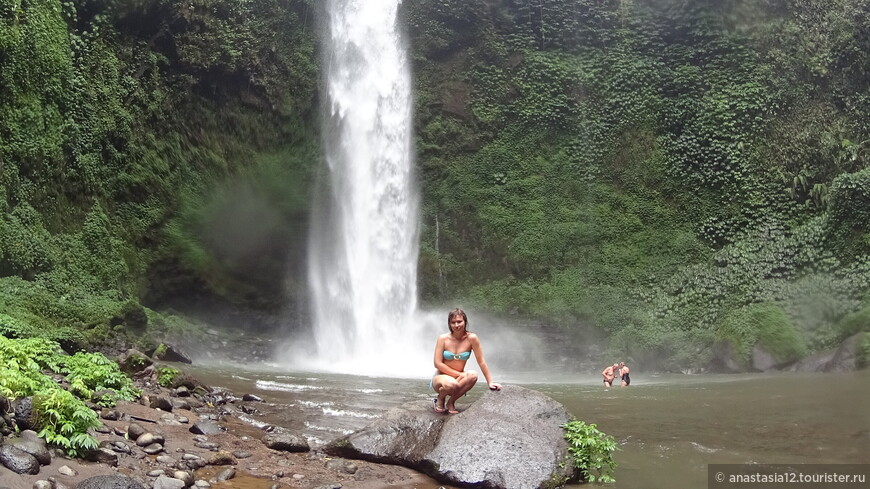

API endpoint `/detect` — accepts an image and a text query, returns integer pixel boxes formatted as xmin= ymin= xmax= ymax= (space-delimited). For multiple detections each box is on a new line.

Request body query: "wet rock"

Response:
xmin=77 ymin=474 xmax=147 ymax=489
xmin=206 ymin=451 xmax=235 ymax=466
xmin=7 ymin=432 xmax=51 ymax=465
xmin=101 ymin=408 xmax=121 ymax=420
xmin=84 ymin=447 xmax=119 ymax=466
xmin=174 ymin=386 xmax=191 ymax=398
xmin=189 ymin=420 xmax=224 ymax=435
xmin=153 ymin=475 xmax=186 ymax=489
xmin=262 ymin=430 xmax=310 ymax=453
xmin=211 ymin=467 xmax=236 ymax=482
xmin=150 ymin=396 xmax=173 ymax=412
xmin=825 ymin=332 xmax=865 ymax=372
xmin=170 ymin=398 xmax=192 ymax=411
xmin=136 ymin=432 xmax=164 ymax=447
xmin=12 ymin=396 xmax=34 ymax=430
xmin=127 ymin=422 xmax=147 ymax=440
xmin=0 ymin=444 xmax=40 ymax=474
xmin=241 ymin=394 xmax=263 ymax=402
xmin=143 ymin=442 xmax=164 ymax=455
xmin=326 ymin=385 xmax=579 ymax=489
xmin=117 ymin=349 xmax=153 ymax=375
xmin=149 ymin=344 xmax=193 ymax=364
xmin=239 ymin=404 xmax=258 ymax=415
xmin=174 ymin=470 xmax=195 ymax=487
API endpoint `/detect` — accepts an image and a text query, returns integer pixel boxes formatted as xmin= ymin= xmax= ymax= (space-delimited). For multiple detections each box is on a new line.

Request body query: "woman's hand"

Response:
xmin=488 ymin=382 xmax=502 ymax=391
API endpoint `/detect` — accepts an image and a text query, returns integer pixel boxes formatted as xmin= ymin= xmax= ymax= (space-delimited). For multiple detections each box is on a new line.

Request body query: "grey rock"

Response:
xmin=262 ymin=430 xmax=310 ymax=453
xmin=127 ymin=422 xmax=147 ymax=440
xmin=211 ymin=467 xmax=236 ymax=482
xmin=312 ymin=484 xmax=342 ymax=489
xmin=825 ymin=333 xmax=865 ymax=372
xmin=0 ymin=444 xmax=40 ymax=474
xmin=143 ymin=443 xmax=164 ymax=455
xmin=326 ymin=385 xmax=579 ymax=489
xmin=194 ymin=481 xmax=211 ymax=488
xmin=7 ymin=436 xmax=51 ymax=465
xmin=171 ymin=399 xmax=191 ymax=411
xmin=136 ymin=432 xmax=164 ymax=447
xmin=32 ymin=481 xmax=52 ymax=489
xmin=84 ymin=447 xmax=119 ymax=466
xmin=189 ymin=420 xmax=224 ymax=435
xmin=751 ymin=344 xmax=780 ymax=371
xmin=232 ymin=450 xmax=252 ymax=459
xmin=12 ymin=397 xmax=34 ymax=430
xmin=153 ymin=476 xmax=186 ymax=489
xmin=241 ymin=394 xmax=262 ymax=402
xmin=174 ymin=470 xmax=195 ymax=487
xmin=77 ymin=475 xmax=146 ymax=489
xmin=148 ymin=469 xmax=166 ymax=477
xmin=150 ymin=397 xmax=173 ymax=412
xmin=58 ymin=464 xmax=77 ymax=476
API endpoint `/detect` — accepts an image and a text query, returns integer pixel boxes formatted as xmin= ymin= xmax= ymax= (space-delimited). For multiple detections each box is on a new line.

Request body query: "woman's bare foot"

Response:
xmin=433 ymin=398 xmax=448 ymax=414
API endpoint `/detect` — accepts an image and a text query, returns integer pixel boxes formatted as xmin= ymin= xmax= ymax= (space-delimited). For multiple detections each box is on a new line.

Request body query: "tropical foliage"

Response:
xmin=0 ymin=0 xmax=868 ymax=370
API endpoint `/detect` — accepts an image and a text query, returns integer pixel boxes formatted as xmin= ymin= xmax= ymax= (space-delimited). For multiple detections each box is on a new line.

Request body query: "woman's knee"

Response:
xmin=440 ymin=379 xmax=459 ymax=393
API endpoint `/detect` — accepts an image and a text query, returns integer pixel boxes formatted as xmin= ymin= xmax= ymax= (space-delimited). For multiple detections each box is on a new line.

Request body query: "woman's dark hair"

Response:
xmin=447 ymin=308 xmax=469 ymax=332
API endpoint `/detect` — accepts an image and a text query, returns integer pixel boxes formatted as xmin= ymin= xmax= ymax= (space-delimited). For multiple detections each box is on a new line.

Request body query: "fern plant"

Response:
xmin=59 ymin=351 xmax=141 ymax=405
xmin=34 ymin=388 xmax=100 ymax=457
xmin=562 ymin=419 xmax=619 ymax=483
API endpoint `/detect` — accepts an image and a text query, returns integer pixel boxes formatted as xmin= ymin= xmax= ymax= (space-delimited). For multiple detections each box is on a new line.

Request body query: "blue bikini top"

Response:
xmin=443 ymin=350 xmax=471 ymax=361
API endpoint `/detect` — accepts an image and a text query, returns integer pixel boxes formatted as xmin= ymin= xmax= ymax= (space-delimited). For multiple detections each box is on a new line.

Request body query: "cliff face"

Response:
xmin=1 ymin=0 xmax=868 ymax=369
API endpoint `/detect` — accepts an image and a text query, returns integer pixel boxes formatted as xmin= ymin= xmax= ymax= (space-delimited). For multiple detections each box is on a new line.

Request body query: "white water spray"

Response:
xmin=304 ymin=0 xmax=428 ymax=375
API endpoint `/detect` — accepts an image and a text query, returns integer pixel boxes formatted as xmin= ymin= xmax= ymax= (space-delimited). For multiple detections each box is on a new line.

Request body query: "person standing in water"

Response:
xmin=432 ymin=308 xmax=501 ymax=414
xmin=602 ymin=363 xmax=619 ymax=387
xmin=619 ymin=361 xmax=631 ymax=387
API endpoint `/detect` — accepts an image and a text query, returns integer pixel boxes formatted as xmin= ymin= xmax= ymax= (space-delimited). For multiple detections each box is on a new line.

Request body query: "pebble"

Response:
xmin=58 ymin=465 xmax=77 ymax=476
xmin=148 ymin=469 xmax=166 ymax=477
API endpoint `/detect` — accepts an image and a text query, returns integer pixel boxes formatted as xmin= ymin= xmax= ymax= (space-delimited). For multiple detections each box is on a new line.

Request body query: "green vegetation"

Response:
xmin=408 ymin=0 xmax=870 ymax=369
xmin=562 ymin=419 xmax=618 ymax=483
xmin=0 ymin=0 xmax=867 ymax=371
xmin=157 ymin=366 xmax=181 ymax=388
xmin=0 ymin=334 xmax=139 ymax=455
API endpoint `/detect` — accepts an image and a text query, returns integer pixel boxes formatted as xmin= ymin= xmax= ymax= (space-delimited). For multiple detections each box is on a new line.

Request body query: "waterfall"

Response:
xmin=305 ymin=0 xmax=424 ymax=375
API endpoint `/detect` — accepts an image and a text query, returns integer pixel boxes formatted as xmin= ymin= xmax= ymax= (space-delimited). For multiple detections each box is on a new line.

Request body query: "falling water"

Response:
xmin=305 ymin=0 xmax=423 ymax=375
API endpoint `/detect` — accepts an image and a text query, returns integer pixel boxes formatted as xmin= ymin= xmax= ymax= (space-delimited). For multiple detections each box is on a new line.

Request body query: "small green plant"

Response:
xmin=562 ymin=419 xmax=618 ymax=483
xmin=157 ymin=366 xmax=181 ymax=387
xmin=34 ymin=388 xmax=100 ymax=457
xmin=59 ymin=352 xmax=141 ymax=404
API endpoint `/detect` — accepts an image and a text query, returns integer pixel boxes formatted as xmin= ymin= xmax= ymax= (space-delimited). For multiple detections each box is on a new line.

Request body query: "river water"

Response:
xmin=185 ymin=363 xmax=869 ymax=488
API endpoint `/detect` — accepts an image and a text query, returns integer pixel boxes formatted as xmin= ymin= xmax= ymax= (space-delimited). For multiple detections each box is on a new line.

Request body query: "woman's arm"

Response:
xmin=470 ymin=334 xmax=501 ymax=390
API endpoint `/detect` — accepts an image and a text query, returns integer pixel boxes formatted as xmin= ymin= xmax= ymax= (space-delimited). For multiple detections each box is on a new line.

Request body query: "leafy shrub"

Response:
xmin=717 ymin=303 xmax=806 ymax=365
xmin=157 ymin=366 xmax=181 ymax=388
xmin=562 ymin=419 xmax=618 ymax=483
xmin=33 ymin=389 xmax=100 ymax=457
xmin=59 ymin=352 xmax=141 ymax=405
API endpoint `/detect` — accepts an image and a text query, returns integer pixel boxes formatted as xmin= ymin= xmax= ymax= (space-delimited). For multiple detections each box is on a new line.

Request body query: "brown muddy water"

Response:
xmin=186 ymin=364 xmax=870 ymax=489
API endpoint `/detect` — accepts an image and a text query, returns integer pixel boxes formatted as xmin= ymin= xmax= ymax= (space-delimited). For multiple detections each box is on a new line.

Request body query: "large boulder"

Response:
xmin=325 ymin=385 xmax=579 ymax=489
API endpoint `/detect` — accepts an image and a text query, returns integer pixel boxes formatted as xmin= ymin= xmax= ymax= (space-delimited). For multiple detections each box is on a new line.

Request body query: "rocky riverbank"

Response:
xmin=0 ymin=353 xmax=447 ymax=489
